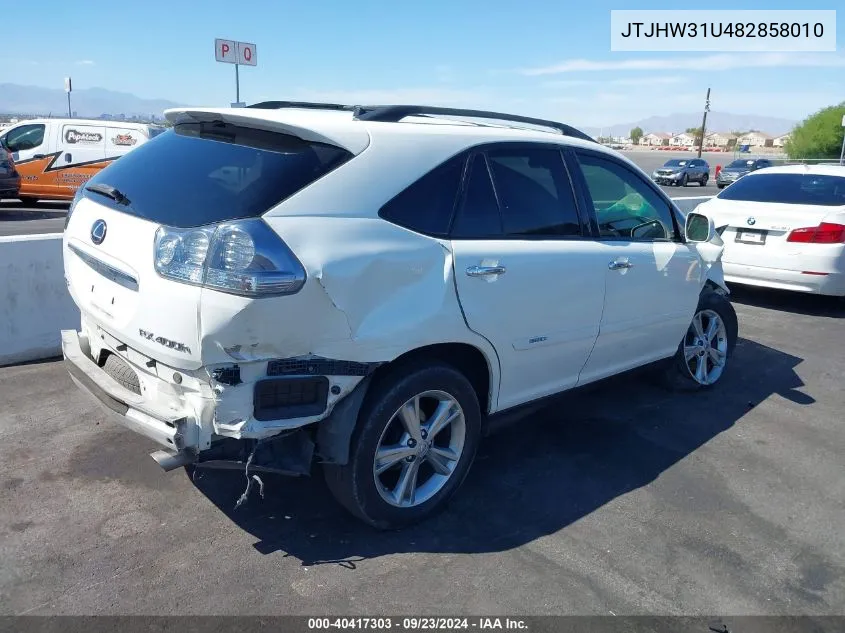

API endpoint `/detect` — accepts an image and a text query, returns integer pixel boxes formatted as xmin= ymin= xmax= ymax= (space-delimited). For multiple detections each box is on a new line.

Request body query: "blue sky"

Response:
xmin=3 ymin=0 xmax=843 ymax=127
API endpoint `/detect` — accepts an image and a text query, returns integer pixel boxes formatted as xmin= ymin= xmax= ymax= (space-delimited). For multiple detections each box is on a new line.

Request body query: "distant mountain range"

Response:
xmin=583 ymin=112 xmax=797 ymax=139
xmin=0 ymin=84 xmax=182 ymax=118
xmin=1 ymin=84 xmax=798 ymax=137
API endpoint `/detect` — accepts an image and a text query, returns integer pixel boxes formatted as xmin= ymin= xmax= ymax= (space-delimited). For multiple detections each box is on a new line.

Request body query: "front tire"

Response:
xmin=324 ymin=362 xmax=482 ymax=529
xmin=660 ymin=288 xmax=738 ymax=391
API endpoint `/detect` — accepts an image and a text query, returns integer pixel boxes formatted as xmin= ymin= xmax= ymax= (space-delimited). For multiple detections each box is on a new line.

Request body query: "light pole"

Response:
xmin=697 ymin=88 xmax=710 ymax=159
xmin=64 ymin=77 xmax=72 ymax=118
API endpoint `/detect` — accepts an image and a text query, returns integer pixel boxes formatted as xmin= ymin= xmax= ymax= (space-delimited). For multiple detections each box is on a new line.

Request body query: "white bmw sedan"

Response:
xmin=696 ymin=164 xmax=845 ymax=297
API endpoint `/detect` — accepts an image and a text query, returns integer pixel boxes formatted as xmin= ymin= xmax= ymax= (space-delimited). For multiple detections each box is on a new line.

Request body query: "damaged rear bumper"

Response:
xmin=61 ymin=326 xmax=373 ymax=475
xmin=62 ymin=329 xmax=195 ymax=454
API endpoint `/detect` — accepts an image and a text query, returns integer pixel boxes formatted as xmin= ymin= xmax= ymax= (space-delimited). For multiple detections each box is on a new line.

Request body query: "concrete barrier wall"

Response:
xmin=0 ymin=234 xmax=79 ymax=367
xmin=0 ymin=195 xmax=715 ymax=367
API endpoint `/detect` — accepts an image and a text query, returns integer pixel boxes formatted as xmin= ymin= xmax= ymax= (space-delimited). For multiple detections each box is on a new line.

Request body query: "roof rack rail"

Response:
xmin=247 ymin=100 xmax=355 ymax=111
xmin=353 ymin=105 xmax=596 ymax=143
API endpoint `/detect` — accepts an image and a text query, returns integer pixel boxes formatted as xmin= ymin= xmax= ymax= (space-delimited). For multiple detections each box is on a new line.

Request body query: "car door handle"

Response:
xmin=608 ymin=260 xmax=633 ymax=271
xmin=466 ymin=265 xmax=506 ymax=277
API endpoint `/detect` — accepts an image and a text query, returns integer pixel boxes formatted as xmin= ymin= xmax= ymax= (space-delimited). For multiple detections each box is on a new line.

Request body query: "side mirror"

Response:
xmin=685 ymin=212 xmax=715 ymax=243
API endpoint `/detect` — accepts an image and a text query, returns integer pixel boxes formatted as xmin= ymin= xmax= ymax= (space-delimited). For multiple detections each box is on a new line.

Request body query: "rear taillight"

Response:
xmin=154 ymin=218 xmax=306 ymax=298
xmin=786 ymin=223 xmax=845 ymax=244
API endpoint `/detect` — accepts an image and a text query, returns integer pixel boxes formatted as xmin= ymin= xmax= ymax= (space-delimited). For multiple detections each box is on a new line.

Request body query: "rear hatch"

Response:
xmin=63 ymin=109 xmax=363 ymax=369
xmin=698 ymin=171 xmax=845 ymax=268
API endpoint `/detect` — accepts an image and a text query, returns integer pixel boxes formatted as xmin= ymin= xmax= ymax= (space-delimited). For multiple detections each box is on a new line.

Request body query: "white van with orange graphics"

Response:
xmin=0 ymin=118 xmax=165 ymax=203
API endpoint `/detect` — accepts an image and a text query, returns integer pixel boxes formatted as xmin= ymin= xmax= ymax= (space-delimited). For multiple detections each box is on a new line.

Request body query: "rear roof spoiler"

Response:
xmin=247 ymin=101 xmax=596 ymax=143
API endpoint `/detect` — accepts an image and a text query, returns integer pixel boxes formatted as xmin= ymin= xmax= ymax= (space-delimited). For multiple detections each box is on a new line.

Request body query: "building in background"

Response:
xmin=642 ymin=132 xmax=671 ymax=146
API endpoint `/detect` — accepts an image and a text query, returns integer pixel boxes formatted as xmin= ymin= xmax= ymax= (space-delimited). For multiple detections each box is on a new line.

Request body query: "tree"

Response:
xmin=685 ymin=126 xmax=704 ymax=143
xmin=784 ymin=101 xmax=845 ymax=159
xmin=630 ymin=126 xmax=643 ymax=145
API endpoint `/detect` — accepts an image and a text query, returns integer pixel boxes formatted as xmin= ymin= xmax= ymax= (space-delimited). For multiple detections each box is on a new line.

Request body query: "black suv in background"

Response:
xmin=0 ymin=148 xmax=21 ymax=200
xmin=652 ymin=158 xmax=710 ymax=187
xmin=716 ymin=158 xmax=773 ymax=188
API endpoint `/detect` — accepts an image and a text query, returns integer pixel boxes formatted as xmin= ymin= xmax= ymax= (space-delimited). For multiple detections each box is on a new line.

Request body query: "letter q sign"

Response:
xmin=215 ymin=39 xmax=257 ymax=66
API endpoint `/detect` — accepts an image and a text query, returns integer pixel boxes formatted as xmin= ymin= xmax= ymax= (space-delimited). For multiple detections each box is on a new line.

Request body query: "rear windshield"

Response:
xmin=81 ymin=121 xmax=352 ymax=227
xmin=717 ymin=173 xmax=845 ymax=206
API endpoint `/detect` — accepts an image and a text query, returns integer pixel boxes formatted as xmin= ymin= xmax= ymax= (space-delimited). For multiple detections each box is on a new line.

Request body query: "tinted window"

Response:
xmin=4 ymin=124 xmax=45 ymax=152
xmin=718 ymin=173 xmax=845 ymax=206
xmin=380 ymin=154 xmax=465 ymax=237
xmin=487 ymin=147 xmax=581 ymax=237
xmin=577 ymin=152 xmax=677 ymax=240
xmin=81 ymin=122 xmax=352 ymax=228
xmin=451 ymin=154 xmax=501 ymax=238
xmin=664 ymin=159 xmax=687 ymax=167
xmin=727 ymin=159 xmax=755 ymax=169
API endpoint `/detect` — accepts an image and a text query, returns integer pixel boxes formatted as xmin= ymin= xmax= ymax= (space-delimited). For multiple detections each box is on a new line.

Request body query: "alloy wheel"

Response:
xmin=683 ymin=309 xmax=728 ymax=385
xmin=372 ymin=390 xmax=466 ymax=508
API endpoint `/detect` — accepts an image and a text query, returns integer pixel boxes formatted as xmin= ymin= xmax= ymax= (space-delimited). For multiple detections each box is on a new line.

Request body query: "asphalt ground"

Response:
xmin=1 ymin=286 xmax=843 ymax=615
xmin=0 ymin=151 xmax=721 ymax=236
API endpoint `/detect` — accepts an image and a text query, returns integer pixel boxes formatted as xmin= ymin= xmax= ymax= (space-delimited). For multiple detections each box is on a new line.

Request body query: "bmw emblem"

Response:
xmin=747 ymin=217 xmax=756 ymax=226
xmin=91 ymin=219 xmax=107 ymax=245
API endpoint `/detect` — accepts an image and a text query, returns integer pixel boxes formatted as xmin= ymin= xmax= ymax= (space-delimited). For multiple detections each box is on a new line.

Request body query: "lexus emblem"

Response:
xmin=90 ymin=219 xmax=107 ymax=245
xmin=747 ymin=217 xmax=756 ymax=226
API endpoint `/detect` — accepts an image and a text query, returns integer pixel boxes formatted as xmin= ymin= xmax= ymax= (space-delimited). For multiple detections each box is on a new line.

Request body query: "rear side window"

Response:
xmin=379 ymin=154 xmax=466 ymax=237
xmin=718 ymin=173 xmax=845 ymax=206
xmin=486 ymin=147 xmax=582 ymax=237
xmin=81 ymin=121 xmax=353 ymax=227
xmin=451 ymin=154 xmax=502 ymax=238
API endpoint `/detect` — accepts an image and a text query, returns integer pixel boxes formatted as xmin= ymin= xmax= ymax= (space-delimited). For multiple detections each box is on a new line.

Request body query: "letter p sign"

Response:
xmin=215 ymin=38 xmax=237 ymax=64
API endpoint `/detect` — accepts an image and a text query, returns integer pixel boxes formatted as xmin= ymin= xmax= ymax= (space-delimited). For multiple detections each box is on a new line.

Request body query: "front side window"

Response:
xmin=4 ymin=124 xmax=45 ymax=152
xmin=486 ymin=147 xmax=582 ymax=237
xmin=576 ymin=152 xmax=677 ymax=241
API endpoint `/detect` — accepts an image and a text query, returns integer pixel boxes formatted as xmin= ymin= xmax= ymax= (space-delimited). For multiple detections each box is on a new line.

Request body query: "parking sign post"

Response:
xmin=215 ymin=39 xmax=257 ymax=105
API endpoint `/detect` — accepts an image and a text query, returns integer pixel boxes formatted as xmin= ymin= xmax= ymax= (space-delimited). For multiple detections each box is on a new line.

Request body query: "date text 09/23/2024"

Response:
xmin=307 ymin=618 xmax=529 ymax=631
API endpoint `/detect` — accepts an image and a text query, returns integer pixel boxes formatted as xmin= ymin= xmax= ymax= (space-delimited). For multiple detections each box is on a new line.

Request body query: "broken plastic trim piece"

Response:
xmin=150 ymin=449 xmax=196 ymax=472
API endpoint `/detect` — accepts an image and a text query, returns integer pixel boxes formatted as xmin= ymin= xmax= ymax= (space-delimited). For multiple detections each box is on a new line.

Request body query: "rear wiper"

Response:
xmin=85 ymin=182 xmax=131 ymax=206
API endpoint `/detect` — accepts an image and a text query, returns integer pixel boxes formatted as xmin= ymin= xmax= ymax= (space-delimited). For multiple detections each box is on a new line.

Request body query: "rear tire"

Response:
xmin=658 ymin=288 xmax=738 ymax=392
xmin=19 ymin=196 xmax=38 ymax=206
xmin=324 ymin=361 xmax=482 ymax=529
xmin=701 ymin=174 xmax=709 ymax=186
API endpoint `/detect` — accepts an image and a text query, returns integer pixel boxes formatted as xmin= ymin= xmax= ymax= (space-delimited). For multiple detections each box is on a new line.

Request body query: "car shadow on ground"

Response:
xmin=0 ymin=200 xmax=68 ymax=221
xmin=729 ymin=285 xmax=844 ymax=319
xmin=191 ymin=337 xmax=811 ymax=566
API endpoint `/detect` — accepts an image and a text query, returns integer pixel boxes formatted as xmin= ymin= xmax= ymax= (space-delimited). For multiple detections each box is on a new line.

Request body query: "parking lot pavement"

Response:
xmin=1 ymin=288 xmax=843 ymax=616
xmin=0 ymin=200 xmax=68 ymax=236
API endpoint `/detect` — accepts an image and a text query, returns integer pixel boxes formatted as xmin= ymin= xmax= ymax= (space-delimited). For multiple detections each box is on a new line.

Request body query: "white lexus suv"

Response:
xmin=61 ymin=102 xmax=738 ymax=528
